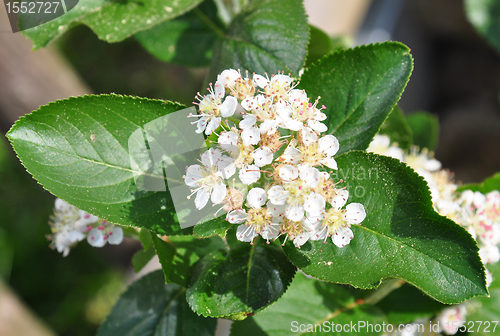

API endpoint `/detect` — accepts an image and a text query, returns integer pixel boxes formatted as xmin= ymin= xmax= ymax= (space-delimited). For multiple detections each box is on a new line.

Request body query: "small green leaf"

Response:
xmin=378 ymin=105 xmax=413 ymax=151
xmin=465 ymin=0 xmax=500 ymax=53
xmin=151 ymin=233 xmax=176 ymax=283
xmin=305 ymin=25 xmax=334 ymax=67
xmin=186 ymin=239 xmax=296 ymax=319
xmin=21 ymin=0 xmax=203 ymax=49
xmin=193 ymin=217 xmax=232 ymax=238
xmin=230 ymin=273 xmax=386 ymax=336
xmin=406 ymin=111 xmax=439 ymax=152
xmin=140 ymin=228 xmax=154 ymax=250
xmin=131 ymin=246 xmax=156 ymax=273
xmin=7 ymin=94 xmax=199 ymax=236
xmin=458 ymin=172 xmax=500 ymax=193
xmin=208 ymin=0 xmax=309 ymax=79
xmin=283 ymin=151 xmax=487 ymax=304
xmin=298 ymin=42 xmax=413 ymax=155
xmin=97 ymin=270 xmax=217 ymax=336
xmin=168 ymin=235 xmax=226 ymax=287
xmin=135 ymin=0 xmax=221 ymax=67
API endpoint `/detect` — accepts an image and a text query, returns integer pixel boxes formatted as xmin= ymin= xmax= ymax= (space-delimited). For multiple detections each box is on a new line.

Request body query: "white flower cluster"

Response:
xmin=48 ymin=198 xmax=123 ymax=257
xmin=185 ymin=69 xmax=366 ymax=248
xmin=369 ymin=134 xmax=500 ymax=336
xmin=369 ymin=134 xmax=500 ymax=287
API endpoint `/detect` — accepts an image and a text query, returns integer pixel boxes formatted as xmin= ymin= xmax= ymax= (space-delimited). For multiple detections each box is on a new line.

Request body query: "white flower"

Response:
xmin=231 ymin=188 xmax=280 ymax=242
xmin=311 ymin=190 xmax=366 ymax=248
xmin=274 ymin=165 xmax=325 ymax=221
xmin=367 ymin=135 xmax=404 ymax=161
xmin=479 ymin=243 xmax=500 ymax=264
xmin=191 ymin=81 xmax=237 ymax=135
xmin=253 ymin=73 xmax=293 ymax=101
xmin=277 ymin=89 xmax=327 ymax=132
xmin=437 ymin=305 xmax=466 ymax=335
xmin=184 ymin=149 xmax=231 ymax=210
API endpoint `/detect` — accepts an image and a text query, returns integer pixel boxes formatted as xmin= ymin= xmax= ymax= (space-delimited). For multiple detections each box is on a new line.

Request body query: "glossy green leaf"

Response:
xmin=465 ymin=0 xmax=500 ymax=53
xmin=305 ymin=25 xmax=333 ymax=67
xmin=378 ymin=105 xmax=413 ymax=151
xmin=465 ymin=262 xmax=500 ymax=335
xmin=168 ymin=235 xmax=226 ymax=287
xmin=151 ymin=234 xmax=176 ymax=283
xmin=458 ymin=172 xmax=500 ymax=193
xmin=186 ymin=239 xmax=296 ymax=319
xmin=97 ymin=270 xmax=217 ymax=336
xmin=283 ymin=151 xmax=487 ymax=304
xmin=193 ymin=217 xmax=232 ymax=238
xmin=406 ymin=111 xmax=439 ymax=152
xmin=208 ymin=0 xmax=309 ymax=79
xmin=298 ymin=42 xmax=413 ymax=155
xmin=21 ymin=0 xmax=203 ymax=49
xmin=230 ymin=273 xmax=386 ymax=336
xmin=7 ymin=94 xmax=198 ymax=236
xmin=135 ymin=0 xmax=221 ymax=67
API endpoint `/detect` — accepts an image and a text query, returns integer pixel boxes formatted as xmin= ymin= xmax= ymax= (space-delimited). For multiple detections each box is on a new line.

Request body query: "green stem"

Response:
xmin=228 ymin=116 xmax=240 ymax=124
xmin=194 ymin=7 xmax=225 ymax=38
xmin=363 ymin=278 xmax=405 ymax=306
xmin=213 ymin=0 xmax=232 ymax=26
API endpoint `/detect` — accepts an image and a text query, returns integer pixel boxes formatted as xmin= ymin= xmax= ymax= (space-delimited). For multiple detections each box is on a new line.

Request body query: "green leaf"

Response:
xmin=230 ymin=273 xmax=386 ymax=336
xmin=21 ymin=0 xmax=203 ymax=49
xmin=151 ymin=233 xmax=176 ymax=283
xmin=208 ymin=0 xmax=309 ymax=79
xmin=465 ymin=0 xmax=500 ymax=53
xmin=406 ymin=111 xmax=439 ymax=152
xmin=458 ymin=172 xmax=500 ymax=193
xmin=465 ymin=262 xmax=500 ymax=335
xmin=186 ymin=238 xmax=296 ymax=319
xmin=378 ymin=105 xmax=413 ymax=151
xmin=298 ymin=42 xmax=413 ymax=155
xmin=305 ymin=25 xmax=334 ymax=67
xmin=135 ymin=0 xmax=221 ymax=67
xmin=168 ymin=235 xmax=226 ymax=287
xmin=283 ymin=151 xmax=487 ymax=304
xmin=193 ymin=217 xmax=232 ymax=238
xmin=97 ymin=270 xmax=217 ymax=336
xmin=131 ymin=246 xmax=156 ymax=273
xmin=7 ymin=94 xmax=200 ymax=236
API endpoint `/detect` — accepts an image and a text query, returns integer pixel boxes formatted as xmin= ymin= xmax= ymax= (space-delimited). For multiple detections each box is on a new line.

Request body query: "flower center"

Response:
xmin=300 ymin=143 xmax=323 ymax=166
xmin=280 ymin=218 xmax=305 ymax=240
xmin=323 ymin=208 xmax=347 ymax=235
xmin=246 ymin=208 xmax=272 ymax=233
xmin=234 ymin=143 xmax=254 ymax=168
xmin=284 ymin=180 xmax=310 ymax=206
xmin=291 ymin=102 xmax=314 ymax=122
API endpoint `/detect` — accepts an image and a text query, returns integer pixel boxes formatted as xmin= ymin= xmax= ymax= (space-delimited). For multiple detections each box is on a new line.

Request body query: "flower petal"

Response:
xmin=318 ymin=135 xmax=339 ymax=157
xmin=253 ymin=147 xmax=273 ymax=167
xmin=344 ymin=203 xmax=366 ymax=224
xmin=108 ymin=226 xmax=124 ymax=245
xmin=220 ymin=96 xmax=238 ymax=117
xmin=239 ymin=165 xmax=260 ymax=185
xmin=195 ymin=189 xmax=210 ymax=210
xmin=247 ymin=187 xmax=267 ymax=208
xmin=236 ymin=224 xmax=258 ymax=242
xmin=87 ymin=228 xmax=106 ymax=247
xmin=268 ymin=186 xmax=288 ymax=205
xmin=211 ymin=183 xmax=227 ymax=204
xmin=331 ymin=190 xmax=349 ymax=210
xmin=279 ymin=165 xmax=299 ymax=181
xmin=285 ymin=204 xmax=304 ymax=221
xmin=332 ymin=226 xmax=353 ymax=248
xmin=227 ymin=210 xmax=248 ymax=224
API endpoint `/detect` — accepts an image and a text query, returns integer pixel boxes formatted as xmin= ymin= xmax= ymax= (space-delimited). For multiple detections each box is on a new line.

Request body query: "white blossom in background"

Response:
xmin=48 ymin=198 xmax=124 ymax=256
xmin=185 ymin=69 xmax=367 ymax=248
xmin=368 ymin=134 xmax=500 ymax=335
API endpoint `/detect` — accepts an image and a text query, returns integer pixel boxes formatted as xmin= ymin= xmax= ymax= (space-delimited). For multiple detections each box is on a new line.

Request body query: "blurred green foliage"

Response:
xmin=0 ymin=137 xmax=125 ymax=336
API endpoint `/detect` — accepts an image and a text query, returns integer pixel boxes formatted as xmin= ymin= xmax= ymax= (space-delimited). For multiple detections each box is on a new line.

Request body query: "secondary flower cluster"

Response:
xmin=48 ymin=198 xmax=124 ymax=257
xmin=369 ymin=134 xmax=500 ymax=336
xmin=185 ymin=69 xmax=366 ymax=248
xmin=369 ymin=134 xmax=500 ymax=287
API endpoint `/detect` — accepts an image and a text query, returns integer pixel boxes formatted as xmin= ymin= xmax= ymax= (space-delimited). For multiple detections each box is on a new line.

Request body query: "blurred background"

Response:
xmin=1 ymin=0 xmax=500 ymax=335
